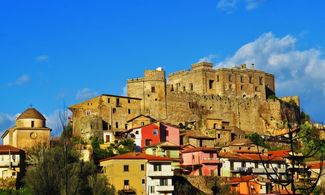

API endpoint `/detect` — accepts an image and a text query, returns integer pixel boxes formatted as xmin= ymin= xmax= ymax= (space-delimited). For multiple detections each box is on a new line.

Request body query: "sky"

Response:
xmin=1 ymin=0 xmax=325 ymax=136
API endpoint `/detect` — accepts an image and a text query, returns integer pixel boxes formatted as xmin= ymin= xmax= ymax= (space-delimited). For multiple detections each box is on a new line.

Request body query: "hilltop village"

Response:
xmin=1 ymin=62 xmax=324 ymax=194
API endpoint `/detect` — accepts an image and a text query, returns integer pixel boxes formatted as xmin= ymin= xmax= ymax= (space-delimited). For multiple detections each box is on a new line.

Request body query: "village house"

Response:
xmin=100 ymin=152 xmax=174 ymax=195
xmin=0 ymin=145 xmax=25 ymax=189
xmin=180 ymin=145 xmax=220 ymax=176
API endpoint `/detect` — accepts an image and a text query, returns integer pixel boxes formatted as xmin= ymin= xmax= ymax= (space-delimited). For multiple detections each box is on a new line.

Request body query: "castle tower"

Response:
xmin=127 ymin=67 xmax=167 ymax=120
xmin=1 ymin=107 xmax=51 ymax=149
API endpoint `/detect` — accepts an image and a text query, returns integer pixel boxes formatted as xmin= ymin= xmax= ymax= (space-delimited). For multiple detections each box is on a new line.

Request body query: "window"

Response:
xmin=160 ymin=178 xmax=168 ymax=186
xmin=123 ymin=165 xmax=129 ymax=172
xmin=218 ymin=134 xmax=221 ymax=139
xmin=116 ymin=98 xmax=120 ymax=107
xmin=105 ymin=135 xmax=110 ymax=143
xmin=209 ymin=80 xmax=214 ymax=89
xmin=112 ymin=108 xmax=116 ymax=113
xmin=241 ymin=85 xmax=244 ymax=90
xmin=141 ymin=164 xmax=145 ymax=171
xmin=142 ymin=179 xmax=145 ymax=184
xmin=153 ymin=129 xmax=158 ymax=136
xmin=128 ymin=109 xmax=131 ymax=114
xmin=209 ymin=153 xmax=213 ymax=158
xmin=242 ymin=162 xmax=246 ymax=167
xmin=31 ymin=121 xmax=34 ymax=128
xmin=216 ymin=75 xmax=219 ymax=82
xmin=190 ymin=83 xmax=193 ymax=91
xmin=128 ymin=99 xmax=131 ymax=103
xmin=154 ymin=164 xmax=162 ymax=171
xmin=240 ymin=75 xmax=244 ymax=83
xmin=115 ymin=122 xmax=119 ymax=128
xmin=266 ymin=163 xmax=270 ymax=168
xmin=230 ymin=162 xmax=234 ymax=170
xmin=213 ymin=123 xmax=217 ymax=129
xmin=135 ymin=130 xmax=139 ymax=135
xmin=107 ymin=98 xmax=110 ymax=103
xmin=125 ymin=124 xmax=128 ymax=129
xmin=259 ymin=77 xmax=263 ymax=85
xmin=151 ymin=86 xmax=156 ymax=93
xmin=239 ymin=147 xmax=242 ymax=150
xmin=124 ymin=180 xmax=129 ymax=189
xmin=141 ymin=122 xmax=145 ymax=126
xmin=170 ymin=85 xmax=174 ymax=91
xmin=183 ymin=86 xmax=186 ymax=91
xmin=166 ymin=130 xmax=169 ymax=136
xmin=228 ymin=74 xmax=232 ymax=82
xmin=145 ymin=139 xmax=152 ymax=146
xmin=150 ymin=186 xmax=155 ymax=193
xmin=255 ymin=163 xmax=258 ymax=168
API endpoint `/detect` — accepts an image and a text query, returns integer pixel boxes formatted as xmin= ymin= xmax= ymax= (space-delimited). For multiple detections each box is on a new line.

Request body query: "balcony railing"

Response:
xmin=155 ymin=185 xmax=174 ymax=192
xmin=252 ymin=168 xmax=286 ymax=174
xmin=147 ymin=170 xmax=174 ymax=177
xmin=231 ymin=167 xmax=252 ymax=174
xmin=0 ymin=161 xmax=19 ymax=167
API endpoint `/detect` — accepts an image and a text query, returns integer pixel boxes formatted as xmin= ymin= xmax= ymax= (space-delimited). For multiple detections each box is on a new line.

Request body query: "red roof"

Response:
xmin=229 ymin=175 xmax=255 ymax=183
xmin=99 ymin=152 xmax=172 ymax=162
xmin=268 ymin=150 xmax=290 ymax=157
xmin=0 ymin=145 xmax=22 ymax=154
xmin=219 ymin=152 xmax=285 ymax=162
xmin=308 ymin=162 xmax=325 ymax=169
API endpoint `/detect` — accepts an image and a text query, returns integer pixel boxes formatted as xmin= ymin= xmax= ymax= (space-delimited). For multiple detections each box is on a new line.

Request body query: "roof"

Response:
xmin=219 ymin=152 xmax=285 ymax=162
xmin=1 ymin=129 xmax=10 ymax=139
xmin=307 ymin=161 xmax=325 ymax=169
xmin=17 ymin=107 xmax=46 ymax=120
xmin=182 ymin=146 xmax=217 ymax=153
xmin=101 ymin=94 xmax=142 ymax=100
xmin=229 ymin=175 xmax=255 ymax=183
xmin=0 ymin=145 xmax=22 ymax=154
xmin=268 ymin=150 xmax=290 ymax=157
xmin=126 ymin=114 xmax=156 ymax=123
xmin=146 ymin=141 xmax=180 ymax=148
xmin=99 ymin=152 xmax=172 ymax=162
xmin=182 ymin=130 xmax=214 ymax=139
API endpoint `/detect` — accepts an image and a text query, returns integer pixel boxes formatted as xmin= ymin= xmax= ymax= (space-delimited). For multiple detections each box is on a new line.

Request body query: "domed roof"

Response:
xmin=16 ymin=108 xmax=46 ymax=121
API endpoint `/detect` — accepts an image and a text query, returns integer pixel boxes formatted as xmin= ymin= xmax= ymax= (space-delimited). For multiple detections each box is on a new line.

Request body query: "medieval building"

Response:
xmin=1 ymin=107 xmax=51 ymax=149
xmin=69 ymin=62 xmax=300 ymax=143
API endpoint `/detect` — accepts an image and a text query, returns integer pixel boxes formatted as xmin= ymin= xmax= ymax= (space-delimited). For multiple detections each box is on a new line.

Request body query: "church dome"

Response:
xmin=16 ymin=108 xmax=46 ymax=121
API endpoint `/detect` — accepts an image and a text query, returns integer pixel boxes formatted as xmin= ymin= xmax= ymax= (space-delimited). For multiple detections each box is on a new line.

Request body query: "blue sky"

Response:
xmin=1 ymin=0 xmax=325 ymax=136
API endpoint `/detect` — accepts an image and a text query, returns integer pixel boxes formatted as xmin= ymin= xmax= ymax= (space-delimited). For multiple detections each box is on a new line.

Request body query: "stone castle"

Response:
xmin=69 ymin=62 xmax=300 ymax=142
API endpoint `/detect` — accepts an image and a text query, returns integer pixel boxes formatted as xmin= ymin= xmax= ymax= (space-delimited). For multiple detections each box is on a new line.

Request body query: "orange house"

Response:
xmin=229 ymin=175 xmax=271 ymax=195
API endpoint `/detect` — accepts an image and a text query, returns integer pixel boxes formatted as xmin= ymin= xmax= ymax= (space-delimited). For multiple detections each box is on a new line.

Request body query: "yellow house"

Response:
xmin=1 ymin=107 xmax=51 ymax=149
xmin=100 ymin=152 xmax=174 ymax=195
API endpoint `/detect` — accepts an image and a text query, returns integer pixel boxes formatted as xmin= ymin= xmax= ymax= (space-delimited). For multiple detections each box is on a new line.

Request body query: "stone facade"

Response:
xmin=70 ymin=62 xmax=300 ymax=142
xmin=1 ymin=108 xmax=51 ymax=149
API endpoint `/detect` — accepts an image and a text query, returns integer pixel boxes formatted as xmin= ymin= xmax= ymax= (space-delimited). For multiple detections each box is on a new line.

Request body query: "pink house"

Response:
xmin=181 ymin=145 xmax=220 ymax=176
xmin=160 ymin=123 xmax=180 ymax=146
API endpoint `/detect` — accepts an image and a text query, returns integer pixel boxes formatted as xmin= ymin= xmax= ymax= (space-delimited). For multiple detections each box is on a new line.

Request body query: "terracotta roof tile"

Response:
xmin=99 ymin=152 xmax=172 ymax=162
xmin=17 ymin=108 xmax=46 ymax=120
xmin=0 ymin=145 xmax=22 ymax=154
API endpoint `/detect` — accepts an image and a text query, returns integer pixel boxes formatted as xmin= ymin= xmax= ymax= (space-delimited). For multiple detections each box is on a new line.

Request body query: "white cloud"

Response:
xmin=213 ymin=32 xmax=325 ymax=98
xmin=217 ymin=0 xmax=264 ymax=13
xmin=198 ymin=54 xmax=218 ymax=63
xmin=36 ymin=55 xmax=49 ymax=63
xmin=45 ymin=109 xmax=72 ymax=136
xmin=8 ymin=74 xmax=30 ymax=87
xmin=245 ymin=0 xmax=264 ymax=10
xmin=122 ymin=85 xmax=127 ymax=96
xmin=76 ymin=88 xmax=98 ymax=101
xmin=0 ymin=113 xmax=17 ymax=136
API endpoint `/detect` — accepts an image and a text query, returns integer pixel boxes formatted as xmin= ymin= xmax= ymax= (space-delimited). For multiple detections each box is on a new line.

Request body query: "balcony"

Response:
xmin=201 ymin=157 xmax=219 ymax=164
xmin=155 ymin=185 xmax=174 ymax=192
xmin=147 ymin=170 xmax=174 ymax=177
xmin=231 ymin=167 xmax=252 ymax=174
xmin=253 ymin=168 xmax=286 ymax=174
xmin=0 ymin=161 xmax=19 ymax=167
